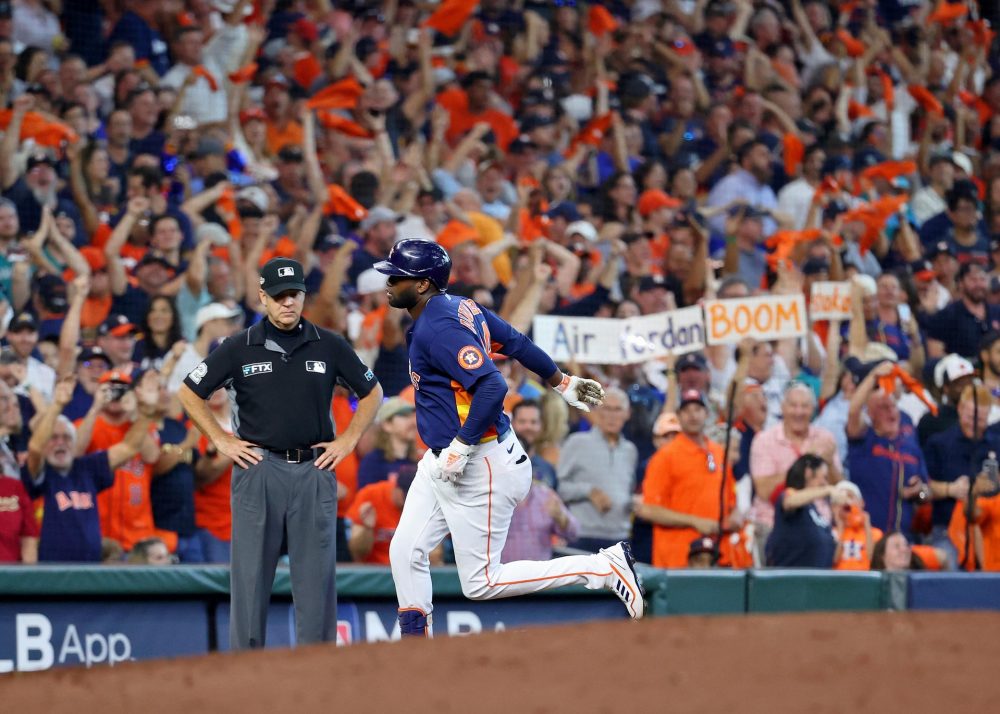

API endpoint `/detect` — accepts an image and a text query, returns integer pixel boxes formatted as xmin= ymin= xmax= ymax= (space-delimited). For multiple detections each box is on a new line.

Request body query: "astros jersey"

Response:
xmin=407 ymin=295 xmax=534 ymax=450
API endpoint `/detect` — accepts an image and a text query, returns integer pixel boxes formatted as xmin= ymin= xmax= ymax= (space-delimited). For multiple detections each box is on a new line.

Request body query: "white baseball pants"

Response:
xmin=389 ymin=435 xmax=614 ymax=621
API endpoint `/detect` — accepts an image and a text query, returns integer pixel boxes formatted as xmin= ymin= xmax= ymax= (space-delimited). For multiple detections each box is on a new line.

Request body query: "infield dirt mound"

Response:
xmin=4 ymin=611 xmax=998 ymax=713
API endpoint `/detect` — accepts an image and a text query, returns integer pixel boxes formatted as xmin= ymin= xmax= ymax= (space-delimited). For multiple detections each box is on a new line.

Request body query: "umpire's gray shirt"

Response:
xmin=557 ymin=429 xmax=638 ymax=541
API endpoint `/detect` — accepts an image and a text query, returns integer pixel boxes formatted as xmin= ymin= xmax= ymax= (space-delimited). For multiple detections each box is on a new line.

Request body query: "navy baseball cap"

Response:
xmin=546 ymin=201 xmax=581 ymax=222
xmin=676 ymin=353 xmax=708 ymax=372
xmin=7 ymin=312 xmax=37 ymax=333
xmin=679 ymin=389 xmax=708 ymax=409
xmin=260 ymin=257 xmax=306 ymax=296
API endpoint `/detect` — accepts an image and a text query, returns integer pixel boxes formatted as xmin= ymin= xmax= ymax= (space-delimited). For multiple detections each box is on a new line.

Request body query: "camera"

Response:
xmin=107 ymin=383 xmax=130 ymax=402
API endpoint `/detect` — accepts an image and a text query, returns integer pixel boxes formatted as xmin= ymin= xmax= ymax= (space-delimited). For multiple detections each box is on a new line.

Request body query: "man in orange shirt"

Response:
xmin=346 ymin=469 xmax=416 ymax=565
xmin=441 ymin=70 xmax=518 ymax=151
xmin=263 ymin=74 xmax=303 ymax=155
xmin=637 ymin=389 xmax=738 ymax=568
xmin=76 ymin=369 xmax=176 ymax=553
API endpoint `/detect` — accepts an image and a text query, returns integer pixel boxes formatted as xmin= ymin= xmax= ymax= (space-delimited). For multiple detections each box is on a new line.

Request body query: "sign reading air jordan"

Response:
xmin=306 ymin=361 xmax=326 ymax=374
xmin=242 ymin=362 xmax=272 ymax=377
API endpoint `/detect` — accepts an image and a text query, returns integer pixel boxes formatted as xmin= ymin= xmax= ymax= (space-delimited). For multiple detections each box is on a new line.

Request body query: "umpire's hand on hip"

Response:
xmin=216 ymin=433 xmax=263 ymax=469
xmin=435 ymin=438 xmax=472 ymax=484
xmin=313 ymin=438 xmax=356 ymax=470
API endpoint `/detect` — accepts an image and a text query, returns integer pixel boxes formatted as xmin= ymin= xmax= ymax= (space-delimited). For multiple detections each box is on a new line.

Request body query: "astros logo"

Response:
xmin=457 ymin=345 xmax=484 ymax=370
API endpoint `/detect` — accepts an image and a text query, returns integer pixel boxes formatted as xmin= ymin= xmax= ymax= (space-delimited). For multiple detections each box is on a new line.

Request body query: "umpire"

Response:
xmin=179 ymin=257 xmax=382 ymax=649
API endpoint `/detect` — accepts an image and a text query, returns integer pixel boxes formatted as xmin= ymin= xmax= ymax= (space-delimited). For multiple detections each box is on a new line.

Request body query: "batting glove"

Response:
xmin=435 ymin=438 xmax=472 ymax=484
xmin=554 ymin=374 xmax=606 ymax=412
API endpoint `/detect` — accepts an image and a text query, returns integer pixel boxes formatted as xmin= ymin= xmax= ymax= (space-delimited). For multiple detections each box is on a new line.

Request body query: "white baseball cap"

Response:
xmin=356 ymin=268 xmax=387 ymax=295
xmin=236 ymin=186 xmax=270 ymax=213
xmin=934 ymin=353 xmax=975 ymax=388
xmin=566 ymin=220 xmax=598 ymax=242
xmin=196 ymin=222 xmax=231 ymax=246
xmin=196 ymin=303 xmax=242 ymax=333
xmin=834 ymin=480 xmax=863 ymax=502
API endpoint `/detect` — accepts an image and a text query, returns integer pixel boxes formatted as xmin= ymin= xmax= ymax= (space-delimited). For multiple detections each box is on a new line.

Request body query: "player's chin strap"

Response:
xmin=398 ymin=608 xmax=430 ymax=637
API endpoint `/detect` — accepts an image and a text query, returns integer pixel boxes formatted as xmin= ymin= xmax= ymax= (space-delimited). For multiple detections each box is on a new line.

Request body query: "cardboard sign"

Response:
xmin=809 ymin=281 xmax=852 ymax=320
xmin=704 ymin=294 xmax=807 ymax=346
xmin=532 ymin=306 xmax=705 ymax=365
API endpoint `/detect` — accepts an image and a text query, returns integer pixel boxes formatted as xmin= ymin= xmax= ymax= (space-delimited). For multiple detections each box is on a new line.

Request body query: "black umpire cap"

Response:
xmin=259 ymin=258 xmax=306 ymax=296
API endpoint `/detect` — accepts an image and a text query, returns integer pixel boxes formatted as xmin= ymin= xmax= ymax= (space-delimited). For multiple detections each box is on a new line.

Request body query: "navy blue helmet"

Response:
xmin=374 ymin=239 xmax=451 ymax=290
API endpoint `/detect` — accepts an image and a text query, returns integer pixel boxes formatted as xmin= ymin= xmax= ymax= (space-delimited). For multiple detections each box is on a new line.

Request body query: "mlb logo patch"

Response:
xmin=306 ymin=361 xmax=327 ymax=374
xmin=278 ymin=267 xmax=294 ymax=277
xmin=242 ymin=362 xmax=272 ymax=377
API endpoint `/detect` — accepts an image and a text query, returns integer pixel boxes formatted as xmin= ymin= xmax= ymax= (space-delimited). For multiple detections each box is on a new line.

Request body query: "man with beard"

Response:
xmin=0 ymin=96 xmax=80 ymax=233
xmin=926 ymin=263 xmax=1000 ymax=359
xmin=706 ymin=138 xmax=779 ymax=237
xmin=23 ymin=376 xmax=159 ymax=562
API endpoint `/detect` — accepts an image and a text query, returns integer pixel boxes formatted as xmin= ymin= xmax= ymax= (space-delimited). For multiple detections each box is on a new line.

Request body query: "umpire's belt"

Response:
xmin=431 ymin=428 xmax=512 ymax=458
xmin=255 ymin=447 xmax=322 ymax=463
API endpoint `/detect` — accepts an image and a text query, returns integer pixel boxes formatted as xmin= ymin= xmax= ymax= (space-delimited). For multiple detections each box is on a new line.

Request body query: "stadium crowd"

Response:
xmin=0 ymin=0 xmax=999 ymax=574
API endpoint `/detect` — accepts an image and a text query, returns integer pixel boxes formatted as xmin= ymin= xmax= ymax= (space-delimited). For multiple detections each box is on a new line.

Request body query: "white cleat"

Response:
xmin=600 ymin=541 xmax=645 ymax=619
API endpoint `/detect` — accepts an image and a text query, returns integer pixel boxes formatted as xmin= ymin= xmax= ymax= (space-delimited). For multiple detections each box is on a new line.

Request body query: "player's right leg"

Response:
xmin=389 ymin=451 xmax=450 ymax=637
xmin=440 ymin=437 xmax=645 ymax=619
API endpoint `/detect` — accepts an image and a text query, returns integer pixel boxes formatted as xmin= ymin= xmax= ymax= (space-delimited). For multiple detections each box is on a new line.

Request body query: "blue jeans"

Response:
xmin=196 ymin=528 xmax=231 ymax=563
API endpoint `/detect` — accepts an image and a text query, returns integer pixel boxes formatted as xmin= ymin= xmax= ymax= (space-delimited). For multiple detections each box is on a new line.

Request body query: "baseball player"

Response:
xmin=375 ymin=240 xmax=644 ymax=636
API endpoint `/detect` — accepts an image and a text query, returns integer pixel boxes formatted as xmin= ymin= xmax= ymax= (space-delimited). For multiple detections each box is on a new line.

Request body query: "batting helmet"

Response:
xmin=374 ymin=239 xmax=451 ymax=290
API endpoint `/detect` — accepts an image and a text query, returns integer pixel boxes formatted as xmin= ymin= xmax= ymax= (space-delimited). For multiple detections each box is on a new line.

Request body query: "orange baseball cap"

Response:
xmin=637 ymin=190 xmax=682 ymax=217
xmin=98 ymin=369 xmax=133 ymax=385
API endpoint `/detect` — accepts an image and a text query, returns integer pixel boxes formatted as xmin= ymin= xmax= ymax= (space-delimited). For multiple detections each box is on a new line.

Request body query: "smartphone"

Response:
xmin=898 ymin=304 xmax=912 ymax=324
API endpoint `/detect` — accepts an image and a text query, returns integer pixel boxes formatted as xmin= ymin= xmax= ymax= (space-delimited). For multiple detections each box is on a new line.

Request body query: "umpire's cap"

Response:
xmin=260 ymin=257 xmax=306 ymax=297
xmin=374 ymin=239 xmax=451 ymax=291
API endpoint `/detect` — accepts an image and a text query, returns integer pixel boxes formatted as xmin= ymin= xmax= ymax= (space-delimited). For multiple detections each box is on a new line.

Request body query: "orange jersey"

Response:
xmin=345 ymin=480 xmax=402 ymax=565
xmin=642 ymin=433 xmax=736 ymax=568
xmin=331 ymin=393 xmax=359 ymax=517
xmin=85 ymin=416 xmax=176 ymax=552
xmin=266 ymin=119 xmax=304 ymax=155
xmin=835 ymin=519 xmax=883 ymax=571
xmin=948 ymin=493 xmax=1000 ymax=571
xmin=194 ymin=433 xmax=231 ymax=542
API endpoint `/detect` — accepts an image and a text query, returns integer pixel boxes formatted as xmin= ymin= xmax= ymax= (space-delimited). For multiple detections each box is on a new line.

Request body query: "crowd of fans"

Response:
xmin=1 ymin=0 xmax=999 ymax=575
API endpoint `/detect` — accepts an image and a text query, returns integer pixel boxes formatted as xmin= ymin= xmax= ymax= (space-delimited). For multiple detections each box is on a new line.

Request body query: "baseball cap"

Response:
xmin=136 ymin=252 xmax=177 ymax=274
xmin=688 ymin=537 xmax=716 ymax=558
xmin=240 ymin=107 xmax=266 ymax=125
xmin=652 ymin=412 xmax=681 ymax=437
xmin=679 ymin=389 xmax=707 ymax=409
xmin=77 ymin=346 xmax=112 ymax=368
xmin=565 ymin=220 xmax=598 ymax=242
xmin=676 ymin=353 xmax=709 ymax=372
xmin=356 ymin=268 xmax=388 ymax=295
xmin=934 ymin=354 xmax=975 ymax=389
xmin=508 ymin=134 xmax=538 ymax=154
xmin=834 ymin=480 xmax=863 ymax=503
xmin=952 ymin=151 xmax=974 ymax=175
xmin=377 ymin=396 xmax=416 ymax=423
xmin=27 ymin=151 xmax=56 ymax=171
xmin=520 ymin=114 xmax=555 ymax=133
xmin=291 ymin=17 xmax=319 ymax=43
xmin=358 ymin=205 xmax=402 ymax=233
xmin=913 ymin=260 xmax=936 ymax=282
xmin=927 ymin=241 xmax=956 ymax=260
xmin=394 ymin=464 xmax=418 ymax=495
xmin=637 ymin=190 xmax=682 ymax=217
xmin=99 ymin=314 xmax=136 ymax=338
xmin=98 ymin=369 xmax=133 ymax=385
xmin=7 ymin=312 xmax=37 ymax=333
xmin=546 ymin=201 xmax=582 ymax=222
xmin=196 ymin=222 xmax=232 ymax=246
xmin=195 ymin=302 xmax=242 ymax=333
xmin=236 ymin=186 xmax=269 ymax=213
xmin=259 ymin=257 xmax=306 ymax=296
xmin=636 ymin=275 xmax=667 ymax=293
xmin=36 ymin=274 xmax=68 ymax=313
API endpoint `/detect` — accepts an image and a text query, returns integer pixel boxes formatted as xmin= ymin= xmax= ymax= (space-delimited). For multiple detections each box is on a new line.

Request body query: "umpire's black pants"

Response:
xmin=230 ymin=452 xmax=338 ymax=650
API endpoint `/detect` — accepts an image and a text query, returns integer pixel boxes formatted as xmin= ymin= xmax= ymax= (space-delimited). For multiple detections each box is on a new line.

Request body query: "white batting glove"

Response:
xmin=554 ymin=374 xmax=606 ymax=412
xmin=435 ymin=438 xmax=472 ymax=484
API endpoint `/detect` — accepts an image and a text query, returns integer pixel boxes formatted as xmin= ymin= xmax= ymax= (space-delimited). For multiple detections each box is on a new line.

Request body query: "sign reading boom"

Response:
xmin=703 ymin=294 xmax=807 ymax=345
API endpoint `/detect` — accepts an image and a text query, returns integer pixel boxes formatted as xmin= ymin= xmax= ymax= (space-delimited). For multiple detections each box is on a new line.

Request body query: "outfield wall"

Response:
xmin=0 ymin=566 xmax=997 ymax=671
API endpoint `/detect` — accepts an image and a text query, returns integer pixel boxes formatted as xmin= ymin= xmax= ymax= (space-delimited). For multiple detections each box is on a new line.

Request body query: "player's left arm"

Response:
xmin=480 ymin=307 xmax=604 ymax=411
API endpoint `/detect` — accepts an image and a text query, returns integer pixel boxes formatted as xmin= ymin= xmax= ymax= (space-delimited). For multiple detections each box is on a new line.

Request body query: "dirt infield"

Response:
xmin=4 ymin=611 xmax=998 ymax=713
